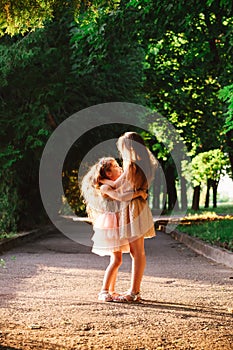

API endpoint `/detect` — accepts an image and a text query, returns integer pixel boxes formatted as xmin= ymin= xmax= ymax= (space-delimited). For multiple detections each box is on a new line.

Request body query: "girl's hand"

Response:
xmin=139 ymin=190 xmax=148 ymax=200
xmin=99 ymin=178 xmax=115 ymax=187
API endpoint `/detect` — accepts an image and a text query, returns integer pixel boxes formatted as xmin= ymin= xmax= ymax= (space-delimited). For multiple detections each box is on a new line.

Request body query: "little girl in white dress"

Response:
xmin=99 ymin=132 xmax=158 ymax=302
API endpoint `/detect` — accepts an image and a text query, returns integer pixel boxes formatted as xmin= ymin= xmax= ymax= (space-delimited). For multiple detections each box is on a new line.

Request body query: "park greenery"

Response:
xmin=178 ymin=214 xmax=233 ymax=251
xmin=0 ymin=0 xmax=233 ymax=246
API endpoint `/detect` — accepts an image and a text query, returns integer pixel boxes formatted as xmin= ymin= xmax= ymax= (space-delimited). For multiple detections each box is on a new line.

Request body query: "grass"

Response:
xmin=171 ymin=204 xmax=233 ymax=251
xmin=0 ymin=232 xmax=17 ymax=240
xmin=177 ymin=214 xmax=233 ymax=251
xmin=185 ymin=204 xmax=233 ymax=216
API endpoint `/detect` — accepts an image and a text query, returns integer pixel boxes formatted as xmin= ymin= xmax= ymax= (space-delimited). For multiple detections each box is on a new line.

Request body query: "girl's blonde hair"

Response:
xmin=81 ymin=157 xmax=116 ymax=220
xmin=117 ymin=132 xmax=157 ymax=189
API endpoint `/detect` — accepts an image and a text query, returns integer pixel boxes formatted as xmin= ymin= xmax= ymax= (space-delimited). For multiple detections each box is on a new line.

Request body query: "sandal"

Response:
xmin=113 ymin=291 xmax=141 ymax=303
xmin=98 ymin=290 xmax=113 ymax=302
xmin=110 ymin=291 xmax=120 ymax=298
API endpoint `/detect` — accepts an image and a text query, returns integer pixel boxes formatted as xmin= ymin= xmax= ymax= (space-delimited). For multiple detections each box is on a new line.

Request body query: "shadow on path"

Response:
xmin=0 ymin=346 xmax=21 ymax=350
xmin=139 ymin=299 xmax=233 ymax=319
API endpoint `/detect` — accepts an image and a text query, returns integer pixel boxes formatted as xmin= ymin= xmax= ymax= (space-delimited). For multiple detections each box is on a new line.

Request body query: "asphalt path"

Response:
xmin=0 ymin=221 xmax=233 ymax=349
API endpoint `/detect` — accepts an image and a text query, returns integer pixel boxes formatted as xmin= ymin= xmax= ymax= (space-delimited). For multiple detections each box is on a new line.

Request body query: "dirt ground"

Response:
xmin=0 ymin=223 xmax=233 ymax=350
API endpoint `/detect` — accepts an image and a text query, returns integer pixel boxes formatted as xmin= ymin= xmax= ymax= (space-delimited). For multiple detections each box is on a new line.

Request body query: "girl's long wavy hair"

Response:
xmin=117 ymin=132 xmax=157 ymax=189
xmin=81 ymin=157 xmax=115 ymax=220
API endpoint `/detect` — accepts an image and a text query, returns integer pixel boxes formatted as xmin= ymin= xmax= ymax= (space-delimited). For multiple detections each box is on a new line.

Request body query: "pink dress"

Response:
xmin=92 ymin=209 xmax=129 ymax=256
xmin=92 ymin=196 xmax=129 ymax=256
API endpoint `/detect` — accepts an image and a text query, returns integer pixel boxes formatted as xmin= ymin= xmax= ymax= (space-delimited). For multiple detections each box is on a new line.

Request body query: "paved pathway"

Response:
xmin=0 ymin=222 xmax=232 ymax=349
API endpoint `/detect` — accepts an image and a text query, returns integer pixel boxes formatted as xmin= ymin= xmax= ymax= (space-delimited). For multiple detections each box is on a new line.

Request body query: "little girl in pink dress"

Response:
xmin=81 ymin=157 xmax=148 ymax=301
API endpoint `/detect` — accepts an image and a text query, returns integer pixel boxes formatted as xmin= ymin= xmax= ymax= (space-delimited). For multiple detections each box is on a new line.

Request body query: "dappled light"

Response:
xmin=1 ymin=1 xmax=233 ymax=349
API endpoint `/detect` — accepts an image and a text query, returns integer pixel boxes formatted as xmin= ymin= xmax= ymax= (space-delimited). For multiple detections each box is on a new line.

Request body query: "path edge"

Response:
xmin=169 ymin=229 xmax=233 ymax=269
xmin=0 ymin=225 xmax=54 ymax=254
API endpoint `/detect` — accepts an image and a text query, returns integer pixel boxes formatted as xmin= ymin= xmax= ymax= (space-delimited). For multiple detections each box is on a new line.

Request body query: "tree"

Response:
xmin=134 ymin=0 xmax=233 ymax=207
xmin=0 ymin=1 xmax=151 ymax=227
xmin=69 ymin=1 xmax=146 ymax=107
xmin=0 ymin=0 xmax=87 ymax=36
xmin=0 ymin=8 xmax=79 ymax=228
xmin=141 ymin=1 xmax=232 ymax=152
xmin=219 ymin=84 xmax=233 ymax=177
xmin=1 ymin=0 xmax=233 ymax=234
xmin=183 ymin=149 xmax=230 ymax=210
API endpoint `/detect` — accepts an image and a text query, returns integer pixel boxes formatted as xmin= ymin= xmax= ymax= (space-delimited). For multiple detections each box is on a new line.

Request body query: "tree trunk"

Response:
xmin=160 ymin=163 xmax=168 ymax=213
xmin=205 ymin=178 xmax=211 ymax=208
xmin=166 ymin=165 xmax=179 ymax=211
xmin=152 ymin=166 xmax=161 ymax=210
xmin=212 ymin=180 xmax=218 ymax=208
xmin=226 ymin=130 xmax=233 ymax=178
xmin=192 ymin=185 xmax=201 ymax=210
xmin=180 ymin=176 xmax=187 ymax=211
xmin=161 ymin=184 xmax=167 ymax=214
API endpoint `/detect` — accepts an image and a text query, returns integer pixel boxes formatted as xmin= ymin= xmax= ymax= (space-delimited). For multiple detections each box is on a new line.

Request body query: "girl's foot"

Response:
xmin=98 ymin=290 xmax=113 ymax=302
xmin=109 ymin=291 xmax=120 ymax=298
xmin=113 ymin=291 xmax=141 ymax=303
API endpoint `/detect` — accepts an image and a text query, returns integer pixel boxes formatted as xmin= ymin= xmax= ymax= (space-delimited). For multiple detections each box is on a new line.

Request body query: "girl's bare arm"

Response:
xmin=100 ymin=164 xmax=134 ymax=189
xmin=100 ymin=185 xmax=147 ymax=201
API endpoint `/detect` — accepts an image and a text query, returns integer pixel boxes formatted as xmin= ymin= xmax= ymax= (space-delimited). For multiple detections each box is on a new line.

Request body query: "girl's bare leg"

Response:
xmin=109 ymin=264 xmax=119 ymax=294
xmin=101 ymin=251 xmax=122 ymax=292
xmin=129 ymin=236 xmax=146 ymax=294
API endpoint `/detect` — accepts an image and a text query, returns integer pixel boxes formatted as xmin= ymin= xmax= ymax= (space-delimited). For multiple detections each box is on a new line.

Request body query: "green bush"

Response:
xmin=0 ymin=171 xmax=19 ymax=236
xmin=62 ymin=169 xmax=86 ymax=216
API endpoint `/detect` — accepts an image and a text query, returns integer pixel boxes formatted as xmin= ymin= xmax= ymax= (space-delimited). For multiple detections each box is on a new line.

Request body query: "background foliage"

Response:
xmin=0 ymin=0 xmax=233 ymax=233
